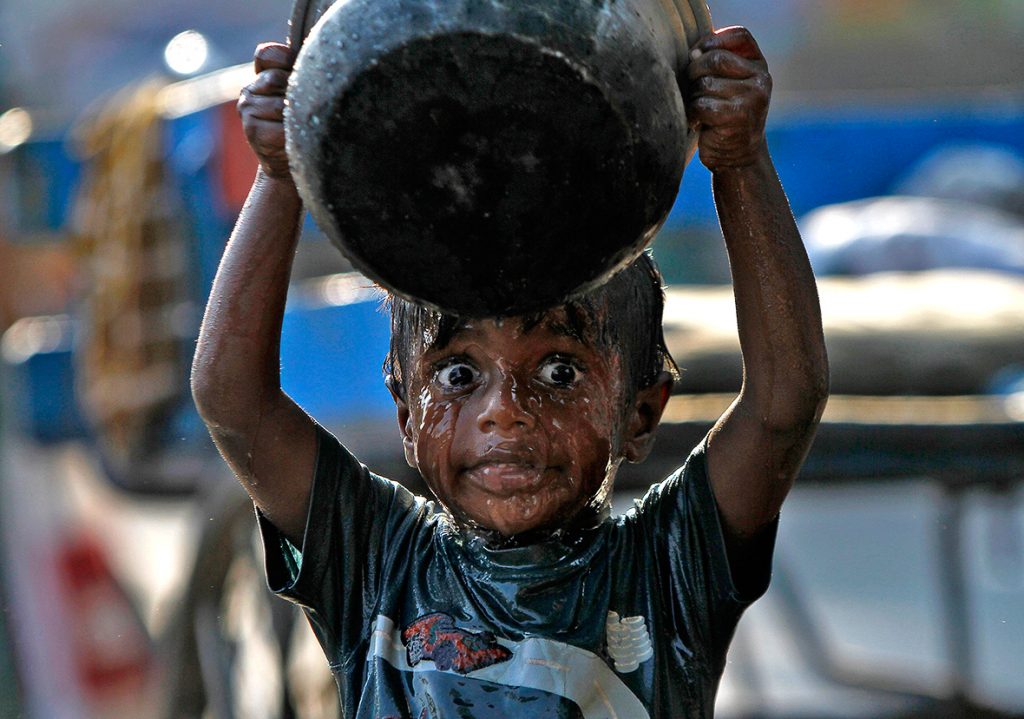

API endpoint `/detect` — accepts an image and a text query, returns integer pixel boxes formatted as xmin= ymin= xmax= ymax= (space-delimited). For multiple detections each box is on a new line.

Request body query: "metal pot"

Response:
xmin=286 ymin=0 xmax=712 ymax=315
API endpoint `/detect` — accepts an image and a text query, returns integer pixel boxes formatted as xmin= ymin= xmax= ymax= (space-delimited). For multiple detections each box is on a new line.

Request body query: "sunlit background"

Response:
xmin=1 ymin=1 xmax=1023 ymax=717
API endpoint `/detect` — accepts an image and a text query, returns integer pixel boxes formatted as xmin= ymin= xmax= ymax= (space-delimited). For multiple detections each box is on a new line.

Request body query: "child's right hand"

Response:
xmin=239 ymin=42 xmax=295 ymax=181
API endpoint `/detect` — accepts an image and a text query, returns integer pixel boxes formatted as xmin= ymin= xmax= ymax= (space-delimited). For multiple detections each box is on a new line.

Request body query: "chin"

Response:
xmin=486 ymin=499 xmax=556 ymax=537
xmin=482 ymin=497 xmax=610 ymax=539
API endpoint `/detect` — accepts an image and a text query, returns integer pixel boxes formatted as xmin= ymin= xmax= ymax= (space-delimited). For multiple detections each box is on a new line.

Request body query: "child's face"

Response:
xmin=394 ymin=309 xmax=651 ymax=537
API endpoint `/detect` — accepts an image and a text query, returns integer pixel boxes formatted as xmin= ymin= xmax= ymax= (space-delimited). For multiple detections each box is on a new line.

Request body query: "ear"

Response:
xmin=622 ymin=371 xmax=673 ymax=463
xmin=387 ymin=378 xmax=418 ymax=469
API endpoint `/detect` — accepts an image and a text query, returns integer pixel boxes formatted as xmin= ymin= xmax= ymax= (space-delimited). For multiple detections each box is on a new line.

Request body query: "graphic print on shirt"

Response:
xmin=402 ymin=612 xmax=512 ymax=674
xmin=369 ymin=614 xmax=652 ymax=719
xmin=604 ymin=612 xmax=654 ymax=673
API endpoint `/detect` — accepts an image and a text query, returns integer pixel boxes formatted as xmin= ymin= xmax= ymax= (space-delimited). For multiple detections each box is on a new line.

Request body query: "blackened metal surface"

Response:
xmin=317 ymin=33 xmax=649 ymax=315
xmin=288 ymin=0 xmax=337 ymax=48
xmin=287 ymin=0 xmax=712 ymax=315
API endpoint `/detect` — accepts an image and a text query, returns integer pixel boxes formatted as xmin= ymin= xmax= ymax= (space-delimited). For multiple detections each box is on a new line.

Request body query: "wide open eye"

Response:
xmin=434 ymin=361 xmax=480 ymax=392
xmin=537 ymin=357 xmax=583 ymax=389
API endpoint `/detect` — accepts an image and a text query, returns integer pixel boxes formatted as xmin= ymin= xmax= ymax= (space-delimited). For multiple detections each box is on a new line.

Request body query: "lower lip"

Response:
xmin=465 ymin=463 xmax=549 ymax=493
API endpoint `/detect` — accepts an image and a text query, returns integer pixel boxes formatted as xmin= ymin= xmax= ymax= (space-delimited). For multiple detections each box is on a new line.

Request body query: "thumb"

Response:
xmin=254 ymin=42 xmax=296 ymax=74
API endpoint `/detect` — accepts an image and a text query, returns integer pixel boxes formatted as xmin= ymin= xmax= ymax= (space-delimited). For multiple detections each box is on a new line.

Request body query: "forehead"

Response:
xmin=436 ymin=307 xmax=600 ymax=353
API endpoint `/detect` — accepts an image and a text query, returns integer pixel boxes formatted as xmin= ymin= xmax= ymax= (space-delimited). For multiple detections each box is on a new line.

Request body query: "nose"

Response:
xmin=477 ymin=374 xmax=535 ymax=433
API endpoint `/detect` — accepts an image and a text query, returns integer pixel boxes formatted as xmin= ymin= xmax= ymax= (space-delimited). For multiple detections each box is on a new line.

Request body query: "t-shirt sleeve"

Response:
xmin=632 ymin=437 xmax=777 ymax=668
xmin=257 ymin=423 xmax=421 ymax=663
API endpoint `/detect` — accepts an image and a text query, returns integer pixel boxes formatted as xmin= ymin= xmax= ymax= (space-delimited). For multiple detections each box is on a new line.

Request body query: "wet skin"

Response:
xmin=394 ymin=310 xmax=647 ymax=538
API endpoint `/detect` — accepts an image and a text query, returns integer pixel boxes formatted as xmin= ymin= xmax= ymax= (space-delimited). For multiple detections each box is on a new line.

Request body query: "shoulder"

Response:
xmin=302 ymin=425 xmax=442 ymax=552
xmin=621 ymin=440 xmax=712 ymax=525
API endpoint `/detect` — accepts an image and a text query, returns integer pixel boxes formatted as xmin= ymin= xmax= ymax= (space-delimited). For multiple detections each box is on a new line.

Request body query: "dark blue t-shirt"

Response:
xmin=260 ymin=425 xmax=774 ymax=718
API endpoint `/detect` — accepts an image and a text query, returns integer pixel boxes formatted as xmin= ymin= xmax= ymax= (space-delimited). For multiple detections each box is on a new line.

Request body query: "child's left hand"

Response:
xmin=683 ymin=26 xmax=771 ymax=171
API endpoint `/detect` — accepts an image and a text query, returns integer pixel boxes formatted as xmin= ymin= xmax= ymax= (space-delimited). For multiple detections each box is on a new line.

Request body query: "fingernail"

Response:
xmin=690 ymin=48 xmax=703 ymax=60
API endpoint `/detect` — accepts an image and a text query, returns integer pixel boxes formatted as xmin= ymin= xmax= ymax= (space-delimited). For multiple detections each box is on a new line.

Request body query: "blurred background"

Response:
xmin=1 ymin=0 xmax=1023 ymax=717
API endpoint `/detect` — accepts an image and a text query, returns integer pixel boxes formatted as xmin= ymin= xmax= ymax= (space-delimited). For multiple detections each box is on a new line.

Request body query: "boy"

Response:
xmin=191 ymin=25 xmax=828 ymax=718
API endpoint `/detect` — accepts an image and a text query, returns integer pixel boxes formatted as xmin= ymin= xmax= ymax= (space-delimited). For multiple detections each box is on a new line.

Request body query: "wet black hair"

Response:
xmin=383 ymin=252 xmax=678 ymax=403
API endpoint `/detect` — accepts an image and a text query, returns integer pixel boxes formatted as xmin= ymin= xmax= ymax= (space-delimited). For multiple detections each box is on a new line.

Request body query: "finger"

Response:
xmin=692 ymin=26 xmax=764 ymax=62
xmin=254 ymin=42 xmax=295 ymax=73
xmin=687 ymin=95 xmax=756 ymax=126
xmin=238 ymin=89 xmax=286 ymax=121
xmin=240 ymin=94 xmax=287 ymax=121
xmin=248 ymin=68 xmax=291 ymax=96
xmin=244 ymin=118 xmax=288 ymax=149
xmin=688 ymin=75 xmax=767 ymax=102
xmin=687 ymin=48 xmax=763 ymax=82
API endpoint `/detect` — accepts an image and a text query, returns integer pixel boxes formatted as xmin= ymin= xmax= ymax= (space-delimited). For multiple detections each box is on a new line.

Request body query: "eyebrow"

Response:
xmin=544 ymin=320 xmax=587 ymax=343
xmin=425 ymin=316 xmax=587 ymax=356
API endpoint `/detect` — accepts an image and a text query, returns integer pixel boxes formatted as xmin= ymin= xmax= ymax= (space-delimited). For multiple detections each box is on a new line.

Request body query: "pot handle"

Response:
xmin=657 ymin=0 xmax=714 ymax=67
xmin=677 ymin=0 xmax=715 ymax=50
xmin=288 ymin=0 xmax=318 ymax=51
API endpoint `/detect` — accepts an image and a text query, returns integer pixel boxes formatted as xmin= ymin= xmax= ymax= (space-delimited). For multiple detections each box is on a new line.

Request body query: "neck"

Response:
xmin=457 ymin=502 xmax=611 ymax=550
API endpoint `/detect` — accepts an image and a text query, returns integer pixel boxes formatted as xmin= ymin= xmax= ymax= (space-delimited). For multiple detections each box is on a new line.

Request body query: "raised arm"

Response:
xmin=191 ymin=43 xmax=316 ymax=543
xmin=683 ymin=27 xmax=829 ymax=542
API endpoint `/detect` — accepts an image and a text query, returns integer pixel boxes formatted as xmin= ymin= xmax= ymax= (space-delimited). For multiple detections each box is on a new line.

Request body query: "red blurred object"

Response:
xmin=217 ymin=102 xmax=260 ymax=212
xmin=55 ymin=532 xmax=153 ymax=698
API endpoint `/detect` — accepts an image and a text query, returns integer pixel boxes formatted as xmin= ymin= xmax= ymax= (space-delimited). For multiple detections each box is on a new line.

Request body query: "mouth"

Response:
xmin=463 ymin=459 xmax=552 ymax=494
